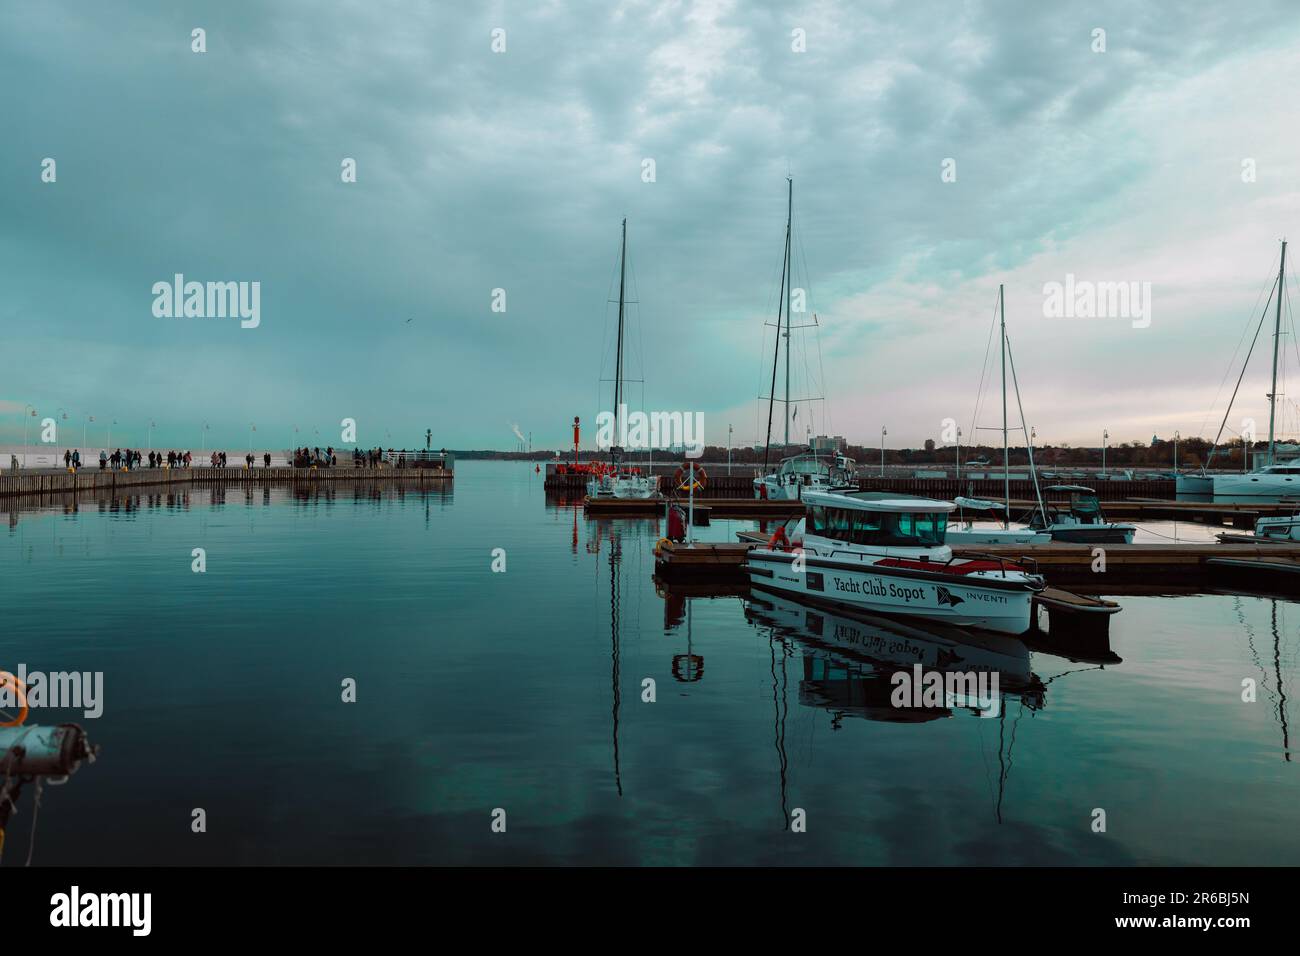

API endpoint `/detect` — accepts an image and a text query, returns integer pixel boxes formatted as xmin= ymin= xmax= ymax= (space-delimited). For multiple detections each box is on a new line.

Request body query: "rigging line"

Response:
xmin=1197 ymin=251 xmax=1280 ymax=439
xmin=1205 ymin=274 xmax=1278 ymax=470
xmin=763 ymin=209 xmax=792 ymax=470
xmin=1004 ymin=333 xmax=1046 ymax=522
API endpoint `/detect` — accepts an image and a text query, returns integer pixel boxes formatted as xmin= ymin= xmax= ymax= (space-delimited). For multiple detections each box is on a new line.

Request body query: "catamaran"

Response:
xmin=752 ymin=179 xmax=855 ymax=500
xmin=746 ymin=489 xmax=1046 ymax=635
xmin=587 ymin=218 xmax=658 ymax=501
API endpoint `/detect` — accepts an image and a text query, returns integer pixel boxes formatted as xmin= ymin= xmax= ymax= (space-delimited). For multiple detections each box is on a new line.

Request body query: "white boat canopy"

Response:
xmin=954 ymin=496 xmax=1007 ymax=512
xmin=804 ymin=490 xmax=956 ymax=513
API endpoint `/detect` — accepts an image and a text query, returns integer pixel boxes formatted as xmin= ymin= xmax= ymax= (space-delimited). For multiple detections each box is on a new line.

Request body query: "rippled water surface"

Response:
xmin=3 ymin=461 xmax=1297 ymax=865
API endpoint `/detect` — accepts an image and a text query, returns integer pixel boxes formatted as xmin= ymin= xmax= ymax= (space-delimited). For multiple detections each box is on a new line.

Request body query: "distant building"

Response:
xmin=810 ymin=434 xmax=846 ymax=453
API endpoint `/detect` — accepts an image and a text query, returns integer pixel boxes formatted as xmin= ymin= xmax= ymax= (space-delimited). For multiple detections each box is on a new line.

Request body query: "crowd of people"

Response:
xmin=57 ymin=446 xmax=423 ymax=472
xmin=59 ymin=448 xmax=273 ymax=471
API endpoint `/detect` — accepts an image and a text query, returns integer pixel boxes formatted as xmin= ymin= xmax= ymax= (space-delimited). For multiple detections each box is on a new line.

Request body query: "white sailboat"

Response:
xmin=946 ymin=285 xmax=1134 ymax=544
xmin=1189 ymin=241 xmax=1300 ymax=498
xmin=753 ymin=178 xmax=856 ymax=501
xmin=588 ymin=218 xmax=658 ymax=501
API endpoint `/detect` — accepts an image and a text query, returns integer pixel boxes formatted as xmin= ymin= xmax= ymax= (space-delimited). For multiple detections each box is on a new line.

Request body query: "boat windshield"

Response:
xmin=1070 ymin=493 xmax=1102 ymax=516
xmin=783 ymin=456 xmax=831 ymax=475
xmin=808 ymin=505 xmax=947 ymax=546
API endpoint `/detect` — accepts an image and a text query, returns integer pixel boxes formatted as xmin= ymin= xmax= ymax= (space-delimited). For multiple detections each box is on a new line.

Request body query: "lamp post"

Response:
xmin=22 ymin=404 xmax=37 ymax=469
xmin=108 ymin=418 xmax=118 ymax=450
xmin=249 ymin=423 xmax=256 ymax=454
xmin=880 ymin=426 xmax=887 ymax=477
xmin=956 ymin=426 xmax=962 ymax=481
xmin=54 ymin=408 xmax=69 ymax=462
xmin=147 ymin=419 xmax=156 ymax=452
xmin=1173 ymin=430 xmax=1179 ymax=474
xmin=1102 ymin=429 xmax=1109 ymax=476
xmin=83 ymin=413 xmax=94 ymax=450
xmin=201 ymin=422 xmax=209 ymax=452
xmin=728 ymin=424 xmax=733 ymax=476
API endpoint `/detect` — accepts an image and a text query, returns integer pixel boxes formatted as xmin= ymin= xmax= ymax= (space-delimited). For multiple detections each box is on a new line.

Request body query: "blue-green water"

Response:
xmin=2 ymin=461 xmax=1297 ymax=865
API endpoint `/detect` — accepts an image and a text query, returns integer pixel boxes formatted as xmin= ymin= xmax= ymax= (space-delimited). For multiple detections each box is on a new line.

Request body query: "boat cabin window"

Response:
xmin=808 ymin=506 xmax=946 ymax=546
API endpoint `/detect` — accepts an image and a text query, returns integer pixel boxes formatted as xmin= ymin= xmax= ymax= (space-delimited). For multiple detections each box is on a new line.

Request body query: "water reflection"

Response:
xmin=1236 ymin=596 xmax=1295 ymax=762
xmin=5 ymin=481 xmax=454 ymax=529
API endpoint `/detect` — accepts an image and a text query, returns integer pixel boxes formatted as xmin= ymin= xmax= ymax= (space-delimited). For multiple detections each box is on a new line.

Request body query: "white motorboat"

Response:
xmin=1024 ymin=485 xmax=1136 ymax=544
xmin=746 ymin=490 xmax=1045 ymax=635
xmin=587 ymin=470 xmax=658 ymax=499
xmin=945 ymin=496 xmax=1052 ymax=545
xmin=753 ymin=449 xmax=856 ymax=500
xmin=586 ymin=218 xmax=658 ymax=501
xmin=1217 ymin=511 xmax=1300 ymax=544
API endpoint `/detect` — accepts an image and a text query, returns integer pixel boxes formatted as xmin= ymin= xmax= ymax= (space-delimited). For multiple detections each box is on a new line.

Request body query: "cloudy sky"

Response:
xmin=4 ymin=0 xmax=1300 ymax=452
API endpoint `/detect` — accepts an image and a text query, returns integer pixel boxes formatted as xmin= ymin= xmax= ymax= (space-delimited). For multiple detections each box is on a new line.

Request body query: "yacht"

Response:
xmin=586 ymin=218 xmax=658 ymax=501
xmin=1210 ymin=460 xmax=1300 ymax=498
xmin=1024 ymin=485 xmax=1135 ymax=544
xmin=746 ymin=490 xmax=1045 ymax=635
xmin=753 ymin=448 xmax=857 ymax=500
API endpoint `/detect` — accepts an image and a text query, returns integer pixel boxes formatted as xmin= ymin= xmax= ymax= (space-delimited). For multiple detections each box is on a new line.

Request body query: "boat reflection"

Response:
xmin=744 ymin=589 xmax=1046 ymax=722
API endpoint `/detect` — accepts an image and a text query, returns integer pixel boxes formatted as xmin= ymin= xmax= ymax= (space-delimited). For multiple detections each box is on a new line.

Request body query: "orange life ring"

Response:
xmin=767 ymin=527 xmax=789 ymax=551
xmin=674 ymin=463 xmax=708 ymax=493
xmin=0 ymin=670 xmax=28 ymax=727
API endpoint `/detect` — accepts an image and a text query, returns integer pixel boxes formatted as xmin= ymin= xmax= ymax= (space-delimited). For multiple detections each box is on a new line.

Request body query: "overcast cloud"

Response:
xmin=3 ymin=0 xmax=1299 ymax=451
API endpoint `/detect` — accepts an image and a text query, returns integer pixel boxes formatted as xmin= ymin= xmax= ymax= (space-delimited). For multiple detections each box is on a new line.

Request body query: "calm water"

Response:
xmin=2 ymin=460 xmax=1297 ymax=866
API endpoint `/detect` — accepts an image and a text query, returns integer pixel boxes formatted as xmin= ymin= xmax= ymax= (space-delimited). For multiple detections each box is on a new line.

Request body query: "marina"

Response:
xmin=4 ymin=461 xmax=1297 ymax=870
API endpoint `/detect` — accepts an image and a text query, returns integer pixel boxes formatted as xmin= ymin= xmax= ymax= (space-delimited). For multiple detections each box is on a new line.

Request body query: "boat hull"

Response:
xmin=1044 ymin=526 xmax=1134 ymax=544
xmin=946 ymin=528 xmax=1052 ymax=545
xmin=746 ymin=549 xmax=1038 ymax=635
xmin=1211 ymin=474 xmax=1300 ymax=498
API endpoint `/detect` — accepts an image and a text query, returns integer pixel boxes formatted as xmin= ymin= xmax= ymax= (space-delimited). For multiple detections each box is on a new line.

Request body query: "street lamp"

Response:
xmin=728 ymin=424 xmax=733 ymax=476
xmin=83 ymin=413 xmax=94 ymax=450
xmin=1173 ymin=430 xmax=1180 ymax=474
xmin=1102 ymin=429 xmax=1109 ymax=476
xmin=880 ymin=426 xmax=887 ymax=477
xmin=201 ymin=422 xmax=210 ymax=451
xmin=956 ymin=426 xmax=962 ymax=481
xmin=147 ymin=420 xmax=156 ymax=451
xmin=108 ymin=418 xmax=118 ymax=449
xmin=22 ymin=404 xmax=37 ymax=469
xmin=249 ymin=423 xmax=256 ymax=454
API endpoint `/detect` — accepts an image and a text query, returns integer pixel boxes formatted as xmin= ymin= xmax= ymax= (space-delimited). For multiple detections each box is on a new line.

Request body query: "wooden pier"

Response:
xmin=0 ymin=466 xmax=452 ymax=501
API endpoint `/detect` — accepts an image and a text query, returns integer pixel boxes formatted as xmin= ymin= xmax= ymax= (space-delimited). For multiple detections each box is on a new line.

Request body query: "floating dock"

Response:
xmin=653 ymin=537 xmax=1300 ymax=594
xmin=582 ymin=495 xmax=803 ymax=518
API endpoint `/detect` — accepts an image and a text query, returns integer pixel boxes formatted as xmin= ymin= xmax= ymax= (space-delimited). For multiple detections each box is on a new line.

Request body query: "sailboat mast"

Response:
xmin=1268 ymin=239 xmax=1286 ymax=467
xmin=1000 ymin=284 xmax=1009 ymax=514
xmin=613 ymin=218 xmax=627 ymax=463
xmin=783 ymin=178 xmax=793 ymax=449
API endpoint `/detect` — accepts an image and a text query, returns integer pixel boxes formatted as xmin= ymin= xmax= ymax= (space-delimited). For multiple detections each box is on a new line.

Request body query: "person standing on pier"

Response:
xmin=99 ymin=450 xmax=107 ymax=470
xmin=264 ymin=452 xmax=271 ymax=468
